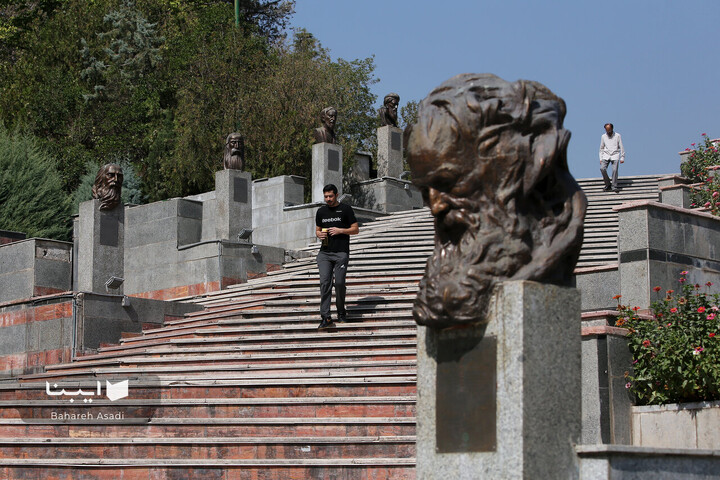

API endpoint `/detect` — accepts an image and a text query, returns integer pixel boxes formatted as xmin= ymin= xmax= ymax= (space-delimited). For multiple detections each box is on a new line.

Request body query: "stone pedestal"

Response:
xmin=377 ymin=125 xmax=403 ymax=178
xmin=76 ymin=199 xmax=124 ymax=294
xmin=312 ymin=143 xmax=343 ymax=203
xmin=215 ymin=169 xmax=252 ymax=241
xmin=617 ymin=202 xmax=720 ymax=310
xmin=416 ymin=281 xmax=581 ymax=480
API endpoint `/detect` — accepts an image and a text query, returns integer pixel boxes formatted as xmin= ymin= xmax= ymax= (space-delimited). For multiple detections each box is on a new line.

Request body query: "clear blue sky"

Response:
xmin=289 ymin=0 xmax=720 ymax=180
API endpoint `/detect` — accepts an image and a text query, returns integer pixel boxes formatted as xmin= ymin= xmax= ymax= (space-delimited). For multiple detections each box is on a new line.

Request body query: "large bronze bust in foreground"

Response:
xmin=405 ymin=73 xmax=587 ymax=329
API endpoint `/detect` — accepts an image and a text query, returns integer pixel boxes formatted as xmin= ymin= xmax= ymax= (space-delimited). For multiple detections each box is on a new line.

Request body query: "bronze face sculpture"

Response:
xmin=378 ymin=93 xmax=400 ymax=128
xmin=223 ymin=132 xmax=245 ymax=170
xmin=405 ymin=73 xmax=587 ymax=329
xmin=92 ymin=164 xmax=124 ymax=211
xmin=314 ymin=107 xmax=337 ymax=144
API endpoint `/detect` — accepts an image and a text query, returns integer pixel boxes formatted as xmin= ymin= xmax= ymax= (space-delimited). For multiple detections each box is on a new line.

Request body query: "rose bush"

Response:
xmin=617 ymin=271 xmax=720 ymax=405
xmin=683 ymin=134 xmax=720 ymax=216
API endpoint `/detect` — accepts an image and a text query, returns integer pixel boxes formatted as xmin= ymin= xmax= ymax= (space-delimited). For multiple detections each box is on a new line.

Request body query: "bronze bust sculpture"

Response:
xmin=314 ymin=107 xmax=337 ymax=144
xmin=92 ymin=164 xmax=124 ymax=211
xmin=378 ymin=93 xmax=400 ymax=128
xmin=405 ymin=73 xmax=587 ymax=329
xmin=223 ymin=132 xmax=245 ymax=170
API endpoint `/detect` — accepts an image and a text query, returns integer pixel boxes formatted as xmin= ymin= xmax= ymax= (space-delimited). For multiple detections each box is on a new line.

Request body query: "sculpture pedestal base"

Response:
xmin=377 ymin=125 xmax=403 ymax=178
xmin=312 ymin=143 xmax=343 ymax=203
xmin=215 ymin=169 xmax=252 ymax=240
xmin=75 ymin=199 xmax=124 ymax=294
xmin=416 ymin=281 xmax=581 ymax=479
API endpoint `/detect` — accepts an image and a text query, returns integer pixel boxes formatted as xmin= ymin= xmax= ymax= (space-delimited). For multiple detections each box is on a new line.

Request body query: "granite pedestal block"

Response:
xmin=215 ymin=169 xmax=252 ymax=241
xmin=581 ymin=326 xmax=632 ymax=446
xmin=312 ymin=143 xmax=343 ymax=203
xmin=416 ymin=281 xmax=581 ymax=479
xmin=0 ymin=239 xmax=73 ymax=303
xmin=617 ymin=201 xmax=720 ymax=309
xmin=350 ymin=177 xmax=423 ymax=213
xmin=76 ymin=200 xmax=124 ymax=294
xmin=659 ymin=184 xmax=692 ymax=208
xmin=377 ymin=126 xmax=403 ymax=178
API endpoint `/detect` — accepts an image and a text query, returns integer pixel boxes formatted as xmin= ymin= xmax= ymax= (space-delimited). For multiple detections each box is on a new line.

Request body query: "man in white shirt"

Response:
xmin=599 ymin=123 xmax=625 ymax=192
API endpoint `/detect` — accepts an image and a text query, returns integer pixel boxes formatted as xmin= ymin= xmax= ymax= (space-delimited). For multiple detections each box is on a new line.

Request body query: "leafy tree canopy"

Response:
xmin=0 ymin=0 xmax=378 ymax=206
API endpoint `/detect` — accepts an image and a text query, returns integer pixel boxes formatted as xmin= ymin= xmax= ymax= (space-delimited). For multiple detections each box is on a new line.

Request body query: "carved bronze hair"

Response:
xmin=405 ymin=73 xmax=587 ymax=329
xmin=379 ymin=92 xmax=400 ymax=128
xmin=91 ymin=164 xmax=124 ymax=211
xmin=314 ymin=107 xmax=337 ymax=144
xmin=224 ymin=132 xmax=245 ymax=170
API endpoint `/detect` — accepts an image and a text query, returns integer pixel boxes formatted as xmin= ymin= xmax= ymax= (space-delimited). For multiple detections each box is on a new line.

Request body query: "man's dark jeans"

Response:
xmin=316 ymin=251 xmax=349 ymax=319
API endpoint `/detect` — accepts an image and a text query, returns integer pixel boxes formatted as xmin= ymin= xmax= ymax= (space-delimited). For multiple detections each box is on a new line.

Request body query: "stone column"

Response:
xmin=377 ymin=125 xmax=403 ymax=178
xmin=215 ymin=169 xmax=252 ymax=241
xmin=312 ymin=143 xmax=343 ymax=203
xmin=416 ymin=280 xmax=581 ymax=480
xmin=76 ymin=199 xmax=124 ymax=294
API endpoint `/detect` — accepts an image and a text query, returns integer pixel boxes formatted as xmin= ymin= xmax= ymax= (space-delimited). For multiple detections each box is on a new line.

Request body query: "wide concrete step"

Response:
xmin=166 ymin=310 xmax=415 ymax=331
xmin=0 ymin=414 xmax=418 ymax=437
xmin=187 ymin=289 xmax=418 ymax=317
xmin=95 ymin=329 xmax=417 ymax=354
xmin=0 ymin=460 xmax=416 ymax=480
xmin=0 ymin=435 xmax=416 ymax=460
xmin=0 ymin=395 xmax=417 ymax=422
xmin=47 ymin=349 xmax=417 ymax=377
xmin=119 ymin=314 xmax=417 ymax=343
xmin=132 ymin=318 xmax=416 ymax=344
xmin=89 ymin=339 xmax=420 ymax=365
xmin=75 ymin=339 xmax=418 ymax=364
xmin=190 ymin=276 xmax=422 ymax=304
xmin=0 ymin=375 xmax=418 ymax=402
xmin=41 ymin=357 xmax=417 ymax=378
xmin=168 ymin=306 xmax=415 ymax=329
xmin=192 ymin=291 xmax=419 ymax=315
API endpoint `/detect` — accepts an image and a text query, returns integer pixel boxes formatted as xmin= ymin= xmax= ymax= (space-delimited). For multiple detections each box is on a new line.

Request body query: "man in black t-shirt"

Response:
xmin=315 ymin=184 xmax=359 ymax=329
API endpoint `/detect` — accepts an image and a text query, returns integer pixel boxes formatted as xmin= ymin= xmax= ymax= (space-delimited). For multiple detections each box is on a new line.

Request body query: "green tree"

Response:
xmin=400 ymin=99 xmax=418 ymax=129
xmin=0 ymin=0 xmax=376 ymax=204
xmin=0 ymin=126 xmax=72 ymax=240
xmin=240 ymin=30 xmax=377 ymax=194
xmin=396 ymin=99 xmax=418 ymax=173
xmin=80 ymin=0 xmax=164 ymax=102
xmin=146 ymin=27 xmax=377 ymax=200
xmin=0 ymin=0 xmax=108 ymax=191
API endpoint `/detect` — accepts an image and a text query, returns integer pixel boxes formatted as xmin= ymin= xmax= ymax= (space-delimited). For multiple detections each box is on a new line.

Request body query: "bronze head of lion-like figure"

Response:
xmin=223 ymin=132 xmax=245 ymax=170
xmin=91 ymin=163 xmax=124 ymax=211
xmin=405 ymin=73 xmax=587 ymax=330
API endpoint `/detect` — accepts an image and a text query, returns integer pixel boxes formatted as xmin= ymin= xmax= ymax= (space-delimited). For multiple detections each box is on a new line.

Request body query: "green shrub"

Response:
xmin=0 ymin=127 xmax=72 ymax=240
xmin=617 ymin=272 xmax=720 ymax=405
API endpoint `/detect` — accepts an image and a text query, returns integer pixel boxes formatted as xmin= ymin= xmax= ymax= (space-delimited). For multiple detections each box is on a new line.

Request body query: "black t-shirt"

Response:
xmin=316 ymin=203 xmax=357 ymax=253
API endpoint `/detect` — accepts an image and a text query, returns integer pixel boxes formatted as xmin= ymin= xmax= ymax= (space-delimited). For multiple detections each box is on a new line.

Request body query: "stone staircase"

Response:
xmin=0 ymin=176 xmax=661 ymax=478
xmin=576 ymin=174 xmax=661 ymax=267
xmin=0 ymin=210 xmax=430 ymax=479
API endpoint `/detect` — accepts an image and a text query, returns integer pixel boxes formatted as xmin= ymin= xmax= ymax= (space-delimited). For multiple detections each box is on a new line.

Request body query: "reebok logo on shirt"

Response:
xmin=321 ymin=217 xmax=342 ymax=223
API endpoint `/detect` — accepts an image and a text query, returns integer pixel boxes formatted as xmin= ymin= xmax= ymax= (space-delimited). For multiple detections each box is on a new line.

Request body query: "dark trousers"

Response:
xmin=316 ymin=251 xmax=349 ymax=319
